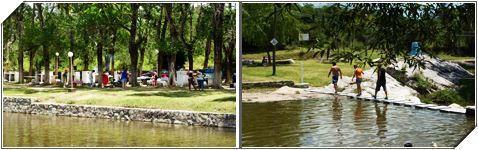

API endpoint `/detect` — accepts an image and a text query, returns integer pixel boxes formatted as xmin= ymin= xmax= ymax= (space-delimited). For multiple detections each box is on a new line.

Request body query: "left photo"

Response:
xmin=2 ymin=2 xmax=236 ymax=147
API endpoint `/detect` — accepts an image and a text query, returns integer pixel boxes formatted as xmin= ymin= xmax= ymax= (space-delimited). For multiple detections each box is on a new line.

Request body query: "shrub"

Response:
xmin=424 ymin=89 xmax=464 ymax=105
xmin=413 ymin=73 xmax=435 ymax=94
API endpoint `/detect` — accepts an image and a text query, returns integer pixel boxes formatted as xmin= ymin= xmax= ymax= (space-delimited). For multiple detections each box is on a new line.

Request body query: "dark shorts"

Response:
xmin=356 ymin=78 xmax=362 ymax=84
xmin=332 ymin=75 xmax=339 ymax=84
xmin=375 ymin=81 xmax=387 ymax=91
xmin=121 ymin=79 xmax=127 ymax=83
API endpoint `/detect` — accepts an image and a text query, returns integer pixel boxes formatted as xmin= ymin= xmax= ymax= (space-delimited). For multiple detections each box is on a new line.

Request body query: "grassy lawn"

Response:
xmin=243 ymin=59 xmax=357 ymax=87
xmin=437 ymin=53 xmax=474 ymax=61
xmin=3 ymin=84 xmax=236 ymax=114
xmin=243 ymin=49 xmax=372 ymax=87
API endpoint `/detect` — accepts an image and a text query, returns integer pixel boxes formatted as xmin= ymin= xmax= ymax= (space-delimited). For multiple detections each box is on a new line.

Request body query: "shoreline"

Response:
xmin=3 ymin=96 xmax=236 ymax=128
xmin=242 ymin=86 xmax=470 ymax=115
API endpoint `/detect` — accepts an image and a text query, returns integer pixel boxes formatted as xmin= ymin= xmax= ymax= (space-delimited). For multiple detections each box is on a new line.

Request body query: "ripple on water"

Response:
xmin=243 ymin=96 xmax=474 ymax=147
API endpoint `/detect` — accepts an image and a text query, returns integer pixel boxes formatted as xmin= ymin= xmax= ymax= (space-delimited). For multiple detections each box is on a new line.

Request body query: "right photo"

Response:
xmin=241 ymin=3 xmax=475 ymax=147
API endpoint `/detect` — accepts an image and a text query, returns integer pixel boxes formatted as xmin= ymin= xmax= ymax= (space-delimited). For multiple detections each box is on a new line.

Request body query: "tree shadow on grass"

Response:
xmin=212 ymin=96 xmax=236 ymax=102
xmin=22 ymin=89 xmax=67 ymax=94
xmin=127 ymin=91 xmax=208 ymax=98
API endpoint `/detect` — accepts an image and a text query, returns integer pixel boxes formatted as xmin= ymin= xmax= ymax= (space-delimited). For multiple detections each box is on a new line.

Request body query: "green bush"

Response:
xmin=413 ymin=73 xmax=435 ymax=94
xmin=424 ymin=89 xmax=464 ymax=105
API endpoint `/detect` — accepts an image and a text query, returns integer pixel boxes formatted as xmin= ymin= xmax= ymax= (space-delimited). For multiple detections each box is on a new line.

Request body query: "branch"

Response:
xmin=119 ymin=23 xmax=131 ymax=32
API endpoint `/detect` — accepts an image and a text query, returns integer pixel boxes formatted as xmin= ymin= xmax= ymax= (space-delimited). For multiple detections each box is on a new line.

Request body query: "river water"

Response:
xmin=3 ymin=113 xmax=235 ymax=147
xmin=242 ymin=96 xmax=475 ymax=147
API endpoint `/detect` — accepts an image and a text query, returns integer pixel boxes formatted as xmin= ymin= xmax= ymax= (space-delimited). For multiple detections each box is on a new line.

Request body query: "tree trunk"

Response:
xmin=139 ymin=47 xmax=145 ymax=76
xmin=96 ymin=38 xmax=103 ymax=88
xmin=203 ymin=35 xmax=212 ymax=69
xmin=212 ymin=3 xmax=224 ymax=88
xmin=83 ymin=54 xmax=89 ymax=71
xmin=165 ymin=3 xmax=178 ymax=86
xmin=29 ymin=50 xmax=34 ymax=76
xmin=28 ymin=5 xmax=35 ymax=77
xmin=187 ymin=46 xmax=194 ymax=70
xmin=158 ymin=6 xmax=168 ymax=72
xmin=225 ymin=40 xmax=235 ymax=84
xmin=156 ymin=6 xmax=164 ymax=71
xmin=266 ymin=45 xmax=271 ymax=64
xmin=69 ymin=30 xmax=75 ymax=64
xmin=128 ymin=3 xmax=140 ymax=87
xmin=17 ymin=4 xmax=24 ymax=83
xmin=37 ymin=3 xmax=50 ymax=84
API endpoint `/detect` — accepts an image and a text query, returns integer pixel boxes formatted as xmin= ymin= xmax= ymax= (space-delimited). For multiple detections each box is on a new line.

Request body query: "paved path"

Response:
xmin=305 ymin=89 xmax=468 ymax=115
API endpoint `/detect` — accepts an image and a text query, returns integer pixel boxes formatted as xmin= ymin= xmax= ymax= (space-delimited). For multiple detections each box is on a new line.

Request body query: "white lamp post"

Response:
xmin=68 ymin=51 xmax=74 ymax=89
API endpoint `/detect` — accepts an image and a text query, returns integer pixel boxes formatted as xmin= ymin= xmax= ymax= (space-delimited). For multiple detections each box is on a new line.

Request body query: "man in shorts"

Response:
xmin=327 ymin=62 xmax=343 ymax=94
xmin=374 ymin=63 xmax=388 ymax=99
xmin=352 ymin=65 xmax=364 ymax=96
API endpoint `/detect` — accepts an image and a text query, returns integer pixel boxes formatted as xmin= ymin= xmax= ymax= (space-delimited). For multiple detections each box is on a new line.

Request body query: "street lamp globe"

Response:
xmin=55 ymin=52 xmax=59 ymax=56
xmin=68 ymin=51 xmax=73 ymax=57
xmin=155 ymin=49 xmax=159 ymax=54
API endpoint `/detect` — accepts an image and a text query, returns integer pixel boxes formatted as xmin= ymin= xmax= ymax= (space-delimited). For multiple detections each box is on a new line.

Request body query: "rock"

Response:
xmin=3 ymin=97 xmax=235 ymax=128
xmin=448 ymin=103 xmax=465 ymax=109
xmin=393 ymin=54 xmax=472 ymax=89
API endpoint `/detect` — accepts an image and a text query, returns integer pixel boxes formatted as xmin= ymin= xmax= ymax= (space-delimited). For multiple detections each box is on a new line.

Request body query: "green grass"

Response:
xmin=242 ymin=49 xmax=380 ymax=87
xmin=243 ymin=59 xmax=358 ymax=87
xmin=3 ymin=84 xmax=236 ymax=114
xmin=437 ymin=53 xmax=474 ymax=61
xmin=243 ymin=48 xmax=384 ymax=61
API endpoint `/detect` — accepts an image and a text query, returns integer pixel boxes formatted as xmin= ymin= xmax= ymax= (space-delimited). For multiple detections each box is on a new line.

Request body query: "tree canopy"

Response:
xmin=3 ymin=3 xmax=236 ymax=87
xmin=243 ymin=3 xmax=474 ymax=70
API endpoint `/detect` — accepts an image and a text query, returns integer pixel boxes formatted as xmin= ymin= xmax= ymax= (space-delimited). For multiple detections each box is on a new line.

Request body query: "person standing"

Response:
xmin=327 ymin=62 xmax=343 ymax=94
xmin=197 ymin=71 xmax=205 ymax=91
xmin=187 ymin=70 xmax=197 ymax=91
xmin=151 ymin=71 xmax=158 ymax=87
xmin=89 ymin=70 xmax=95 ymax=87
xmin=121 ymin=69 xmax=128 ymax=89
xmin=62 ymin=69 xmax=68 ymax=88
xmin=351 ymin=65 xmax=364 ymax=96
xmin=102 ymin=70 xmax=109 ymax=88
xmin=374 ymin=64 xmax=388 ymax=99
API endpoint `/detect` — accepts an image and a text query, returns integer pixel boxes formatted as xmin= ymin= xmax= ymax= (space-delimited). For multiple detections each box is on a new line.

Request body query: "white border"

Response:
xmin=1 ymin=0 xmax=239 ymax=149
xmin=1 ymin=0 xmax=477 ymax=149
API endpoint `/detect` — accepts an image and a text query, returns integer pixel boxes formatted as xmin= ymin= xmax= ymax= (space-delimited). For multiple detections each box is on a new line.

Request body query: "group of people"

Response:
xmin=87 ymin=69 xmax=130 ymax=89
xmin=327 ymin=62 xmax=388 ymax=99
xmin=187 ymin=70 xmax=206 ymax=91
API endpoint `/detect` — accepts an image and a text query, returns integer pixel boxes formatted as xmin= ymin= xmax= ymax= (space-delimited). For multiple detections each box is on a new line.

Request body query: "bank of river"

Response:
xmin=3 ymin=96 xmax=235 ymax=128
xmin=3 ymin=113 xmax=235 ymax=147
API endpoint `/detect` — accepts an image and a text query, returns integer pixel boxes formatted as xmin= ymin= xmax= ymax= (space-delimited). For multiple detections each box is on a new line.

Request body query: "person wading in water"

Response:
xmin=374 ymin=63 xmax=388 ymax=99
xmin=327 ymin=62 xmax=343 ymax=94
xmin=352 ymin=65 xmax=364 ymax=96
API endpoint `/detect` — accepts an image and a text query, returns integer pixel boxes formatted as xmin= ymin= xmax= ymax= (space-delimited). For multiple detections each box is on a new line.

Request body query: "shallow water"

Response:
xmin=242 ymin=96 xmax=475 ymax=147
xmin=3 ymin=113 xmax=235 ymax=147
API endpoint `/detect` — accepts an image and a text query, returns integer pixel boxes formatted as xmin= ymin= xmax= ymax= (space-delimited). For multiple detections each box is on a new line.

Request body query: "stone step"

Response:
xmin=302 ymin=91 xmax=468 ymax=115
xmin=403 ymin=102 xmax=422 ymax=107
xmin=440 ymin=108 xmax=466 ymax=114
xmin=415 ymin=104 xmax=438 ymax=109
xmin=428 ymin=106 xmax=450 ymax=110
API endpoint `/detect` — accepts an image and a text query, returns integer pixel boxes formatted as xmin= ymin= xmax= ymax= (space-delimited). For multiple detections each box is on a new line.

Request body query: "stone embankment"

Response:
xmin=3 ymin=96 xmax=235 ymax=128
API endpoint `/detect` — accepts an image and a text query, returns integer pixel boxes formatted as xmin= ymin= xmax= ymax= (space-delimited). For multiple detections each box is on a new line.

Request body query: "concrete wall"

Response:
xmin=3 ymin=97 xmax=235 ymax=128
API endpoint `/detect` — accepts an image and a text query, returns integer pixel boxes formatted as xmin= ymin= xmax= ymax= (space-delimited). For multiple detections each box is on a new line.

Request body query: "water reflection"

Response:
xmin=374 ymin=103 xmax=388 ymax=139
xmin=3 ymin=113 xmax=235 ymax=147
xmin=243 ymin=96 xmax=474 ymax=147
